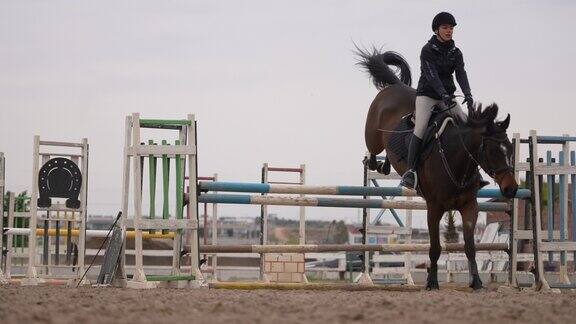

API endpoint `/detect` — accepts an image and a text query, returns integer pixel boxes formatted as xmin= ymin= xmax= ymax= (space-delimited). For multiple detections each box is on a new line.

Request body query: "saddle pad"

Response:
xmin=387 ymin=116 xmax=412 ymax=162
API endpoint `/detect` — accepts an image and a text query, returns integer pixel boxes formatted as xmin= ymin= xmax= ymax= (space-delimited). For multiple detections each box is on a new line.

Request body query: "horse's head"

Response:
xmin=467 ymin=104 xmax=518 ymax=199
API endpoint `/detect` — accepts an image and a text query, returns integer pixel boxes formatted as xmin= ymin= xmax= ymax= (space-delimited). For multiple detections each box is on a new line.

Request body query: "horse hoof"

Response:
xmin=363 ymin=156 xmax=379 ymax=171
xmin=469 ymin=276 xmax=483 ymax=291
xmin=376 ymin=161 xmax=391 ymax=175
xmin=426 ymin=281 xmax=439 ymax=291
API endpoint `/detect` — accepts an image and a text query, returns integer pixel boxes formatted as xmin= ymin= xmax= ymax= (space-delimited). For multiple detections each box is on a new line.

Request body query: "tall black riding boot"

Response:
xmin=399 ymin=134 xmax=422 ymax=189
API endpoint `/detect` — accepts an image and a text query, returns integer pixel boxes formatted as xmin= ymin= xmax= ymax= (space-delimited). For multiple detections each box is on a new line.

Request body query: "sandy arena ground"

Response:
xmin=1 ymin=284 xmax=575 ymax=324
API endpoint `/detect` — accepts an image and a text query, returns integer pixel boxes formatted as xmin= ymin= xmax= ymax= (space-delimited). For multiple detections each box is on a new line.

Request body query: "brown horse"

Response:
xmin=358 ymin=49 xmax=518 ymax=290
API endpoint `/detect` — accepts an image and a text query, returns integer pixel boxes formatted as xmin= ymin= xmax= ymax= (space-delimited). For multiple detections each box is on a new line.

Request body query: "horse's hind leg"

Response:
xmin=363 ymin=154 xmax=391 ymax=175
xmin=460 ymin=202 xmax=483 ymax=291
xmin=426 ymin=205 xmax=443 ymax=290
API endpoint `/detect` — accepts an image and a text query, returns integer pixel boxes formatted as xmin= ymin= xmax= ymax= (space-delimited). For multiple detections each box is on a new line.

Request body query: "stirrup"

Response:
xmin=399 ymin=169 xmax=418 ymax=189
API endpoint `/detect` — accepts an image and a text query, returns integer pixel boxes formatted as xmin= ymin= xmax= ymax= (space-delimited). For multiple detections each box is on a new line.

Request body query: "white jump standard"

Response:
xmin=117 ymin=113 xmax=204 ymax=289
xmin=21 ymin=137 xmax=89 ymax=286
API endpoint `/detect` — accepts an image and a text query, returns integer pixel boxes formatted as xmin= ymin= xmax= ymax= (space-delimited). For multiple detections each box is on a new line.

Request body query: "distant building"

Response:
xmin=347 ymin=225 xmax=363 ymax=244
xmin=200 ymin=216 xmax=260 ymax=245
xmin=346 ymin=223 xmax=420 ymax=245
xmin=87 ymin=214 xmax=114 ymax=230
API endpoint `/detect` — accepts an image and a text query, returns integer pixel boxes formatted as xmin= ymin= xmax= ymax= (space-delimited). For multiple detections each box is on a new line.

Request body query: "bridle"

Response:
xmin=478 ymin=135 xmax=514 ymax=178
xmin=436 ymin=125 xmax=513 ymax=191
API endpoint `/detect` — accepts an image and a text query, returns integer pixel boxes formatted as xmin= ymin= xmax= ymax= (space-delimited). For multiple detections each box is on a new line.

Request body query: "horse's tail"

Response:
xmin=355 ymin=46 xmax=412 ymax=90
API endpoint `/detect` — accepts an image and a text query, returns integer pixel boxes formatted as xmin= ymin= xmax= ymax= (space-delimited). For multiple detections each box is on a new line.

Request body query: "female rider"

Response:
xmin=400 ymin=12 xmax=474 ymax=189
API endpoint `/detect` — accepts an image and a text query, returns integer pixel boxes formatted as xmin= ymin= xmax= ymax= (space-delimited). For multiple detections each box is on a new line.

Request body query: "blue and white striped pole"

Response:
xmin=198 ymin=193 xmax=511 ymax=212
xmin=198 ymin=181 xmax=531 ymax=199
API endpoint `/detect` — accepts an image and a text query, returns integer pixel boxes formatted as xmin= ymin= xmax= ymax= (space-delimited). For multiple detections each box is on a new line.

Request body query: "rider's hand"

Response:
xmin=462 ymin=94 xmax=474 ymax=109
xmin=442 ymin=94 xmax=453 ymax=108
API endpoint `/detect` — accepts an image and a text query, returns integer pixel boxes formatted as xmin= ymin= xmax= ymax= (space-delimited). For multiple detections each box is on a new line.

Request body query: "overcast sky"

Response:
xmin=2 ymin=1 xmax=575 ymax=228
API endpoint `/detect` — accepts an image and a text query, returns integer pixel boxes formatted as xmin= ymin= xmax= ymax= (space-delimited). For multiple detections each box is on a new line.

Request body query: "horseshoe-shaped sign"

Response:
xmin=38 ymin=157 xmax=82 ymax=209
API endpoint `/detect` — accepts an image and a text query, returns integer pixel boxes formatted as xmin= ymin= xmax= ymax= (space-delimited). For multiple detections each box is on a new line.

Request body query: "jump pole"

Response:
xmin=198 ymin=181 xmax=531 ymax=199
xmin=198 ymin=243 xmax=508 ymax=253
xmin=198 ymin=194 xmax=512 ymax=212
xmin=3 ymin=228 xmax=176 ymax=239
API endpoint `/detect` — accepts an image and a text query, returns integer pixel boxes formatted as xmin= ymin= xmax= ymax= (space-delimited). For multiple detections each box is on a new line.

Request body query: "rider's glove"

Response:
xmin=442 ymin=94 xmax=453 ymax=108
xmin=462 ymin=94 xmax=474 ymax=109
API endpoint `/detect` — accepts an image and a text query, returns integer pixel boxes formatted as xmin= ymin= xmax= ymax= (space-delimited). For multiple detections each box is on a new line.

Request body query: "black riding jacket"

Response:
xmin=416 ymin=36 xmax=471 ymax=100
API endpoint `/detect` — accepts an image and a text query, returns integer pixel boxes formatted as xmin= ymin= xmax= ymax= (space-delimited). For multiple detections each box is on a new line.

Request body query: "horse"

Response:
xmin=357 ymin=49 xmax=518 ymax=290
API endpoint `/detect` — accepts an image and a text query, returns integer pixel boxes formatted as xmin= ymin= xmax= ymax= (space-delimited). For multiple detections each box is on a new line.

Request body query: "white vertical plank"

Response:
xmin=510 ymin=132 xmax=521 ymax=287
xmin=76 ymin=138 xmax=89 ymax=280
xmin=529 ymin=130 xmax=549 ymax=290
xmin=0 ymin=153 xmax=4 ymax=271
xmin=131 ymin=113 xmax=145 ymax=282
xmin=262 ymin=163 xmax=269 ymax=244
xmin=25 ymin=135 xmax=40 ymax=283
xmin=187 ymin=114 xmax=201 ymax=279
xmin=117 ymin=115 xmax=132 ymax=283
xmin=171 ymin=123 xmax=185 ymax=274
xmin=299 ymin=164 xmax=307 ymax=283
xmin=6 ymin=192 xmax=15 ymax=278
xmin=260 ymin=163 xmax=268 ymax=281
xmin=299 ymin=164 xmax=306 ymax=245
xmin=364 ymin=159 xmax=372 ymax=278
xmin=405 ymin=195 xmax=414 ymax=285
xmin=41 ymin=155 xmax=50 ymax=275
xmin=559 ymin=134 xmax=570 ymax=283
xmin=212 ymin=173 xmax=218 ymax=280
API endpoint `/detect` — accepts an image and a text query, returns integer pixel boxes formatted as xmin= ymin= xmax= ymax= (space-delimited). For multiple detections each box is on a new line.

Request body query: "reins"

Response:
xmin=436 ymin=127 xmax=479 ymax=190
xmin=436 ymin=121 xmax=512 ymax=191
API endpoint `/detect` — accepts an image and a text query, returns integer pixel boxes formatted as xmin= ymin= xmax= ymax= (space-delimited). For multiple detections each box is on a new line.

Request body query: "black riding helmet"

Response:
xmin=432 ymin=12 xmax=457 ymax=31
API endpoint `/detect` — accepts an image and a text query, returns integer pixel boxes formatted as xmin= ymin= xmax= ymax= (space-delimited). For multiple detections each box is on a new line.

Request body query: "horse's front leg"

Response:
xmin=459 ymin=202 xmax=483 ymax=290
xmin=426 ymin=205 xmax=444 ymax=290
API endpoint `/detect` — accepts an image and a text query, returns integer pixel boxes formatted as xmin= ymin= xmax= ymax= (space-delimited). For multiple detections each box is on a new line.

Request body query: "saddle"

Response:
xmin=388 ymin=108 xmax=457 ymax=164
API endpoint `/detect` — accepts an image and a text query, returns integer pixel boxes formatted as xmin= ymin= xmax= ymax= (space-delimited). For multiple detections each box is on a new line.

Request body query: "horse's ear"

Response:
xmin=496 ymin=114 xmax=511 ymax=130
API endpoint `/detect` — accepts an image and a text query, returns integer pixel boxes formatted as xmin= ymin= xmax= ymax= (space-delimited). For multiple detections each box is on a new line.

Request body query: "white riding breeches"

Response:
xmin=413 ymin=96 xmax=467 ymax=139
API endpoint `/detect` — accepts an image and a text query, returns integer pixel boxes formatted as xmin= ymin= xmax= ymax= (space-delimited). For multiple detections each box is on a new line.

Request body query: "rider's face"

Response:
xmin=436 ymin=24 xmax=454 ymax=42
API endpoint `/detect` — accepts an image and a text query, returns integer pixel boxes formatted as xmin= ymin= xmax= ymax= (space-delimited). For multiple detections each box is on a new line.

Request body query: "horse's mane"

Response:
xmin=465 ymin=103 xmax=512 ymax=137
xmin=466 ymin=103 xmax=499 ymax=127
xmin=354 ymin=46 xmax=412 ymax=89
